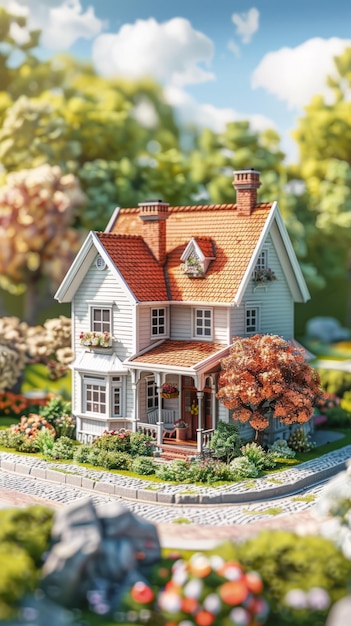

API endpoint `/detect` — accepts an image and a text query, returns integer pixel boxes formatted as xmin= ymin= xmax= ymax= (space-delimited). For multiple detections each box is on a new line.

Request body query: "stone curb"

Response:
xmin=0 ymin=454 xmax=347 ymax=506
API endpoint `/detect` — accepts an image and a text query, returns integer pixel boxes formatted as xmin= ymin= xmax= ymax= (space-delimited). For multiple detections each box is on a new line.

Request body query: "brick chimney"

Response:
xmin=138 ymin=199 xmax=169 ymax=265
xmin=232 ymin=169 xmax=261 ymax=216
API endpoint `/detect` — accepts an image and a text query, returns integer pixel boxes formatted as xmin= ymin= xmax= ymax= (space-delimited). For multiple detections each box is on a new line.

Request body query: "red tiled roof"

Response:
xmin=106 ymin=202 xmax=272 ymax=303
xmin=96 ymin=233 xmax=168 ymax=302
xmin=130 ymin=340 xmax=226 ymax=368
xmin=194 ymin=237 xmax=215 ymax=258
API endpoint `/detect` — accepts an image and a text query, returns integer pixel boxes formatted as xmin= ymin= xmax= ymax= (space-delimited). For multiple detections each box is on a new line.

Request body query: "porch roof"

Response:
xmin=71 ymin=351 xmax=127 ymax=374
xmin=127 ymin=339 xmax=229 ymax=372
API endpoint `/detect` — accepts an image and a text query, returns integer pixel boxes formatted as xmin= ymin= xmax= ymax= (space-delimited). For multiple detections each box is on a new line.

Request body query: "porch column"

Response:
xmin=130 ymin=369 xmax=139 ymax=433
xmin=196 ymin=391 xmax=204 ymax=453
xmin=156 ymin=372 xmax=164 ymax=446
xmin=211 ymin=378 xmax=217 ymax=431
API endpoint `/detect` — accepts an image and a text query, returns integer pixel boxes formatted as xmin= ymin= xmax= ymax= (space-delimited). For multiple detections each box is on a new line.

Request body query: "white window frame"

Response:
xmin=151 ymin=307 xmax=166 ymax=337
xmin=245 ymin=305 xmax=260 ymax=335
xmin=147 ymin=378 xmax=159 ymax=411
xmin=112 ymin=376 xmax=122 ymax=417
xmin=254 ymin=249 xmax=268 ymax=273
xmin=90 ymin=304 xmax=112 ymax=334
xmin=83 ymin=376 xmax=107 ymax=415
xmin=193 ymin=308 xmax=213 ymax=339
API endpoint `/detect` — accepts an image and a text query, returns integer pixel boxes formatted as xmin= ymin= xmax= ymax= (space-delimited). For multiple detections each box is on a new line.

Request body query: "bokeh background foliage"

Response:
xmin=1 ymin=7 xmax=351 ymax=332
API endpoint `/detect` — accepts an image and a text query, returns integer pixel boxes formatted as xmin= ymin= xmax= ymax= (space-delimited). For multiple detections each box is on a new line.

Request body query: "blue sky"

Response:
xmin=2 ymin=0 xmax=351 ymax=161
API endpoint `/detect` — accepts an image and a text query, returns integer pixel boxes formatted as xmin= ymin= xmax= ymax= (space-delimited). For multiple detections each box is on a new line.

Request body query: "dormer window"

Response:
xmin=183 ymin=253 xmax=204 ymax=277
xmin=180 ymin=237 xmax=215 ymax=278
xmin=252 ymin=249 xmax=276 ymax=285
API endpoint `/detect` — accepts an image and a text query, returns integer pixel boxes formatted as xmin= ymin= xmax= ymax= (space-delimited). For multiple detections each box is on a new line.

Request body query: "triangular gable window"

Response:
xmin=180 ymin=238 xmax=215 ymax=278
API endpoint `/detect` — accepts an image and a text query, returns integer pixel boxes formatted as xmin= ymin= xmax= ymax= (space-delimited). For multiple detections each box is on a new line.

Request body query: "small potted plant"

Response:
xmin=175 ymin=419 xmax=188 ymax=441
xmin=161 ymin=383 xmax=179 ymax=399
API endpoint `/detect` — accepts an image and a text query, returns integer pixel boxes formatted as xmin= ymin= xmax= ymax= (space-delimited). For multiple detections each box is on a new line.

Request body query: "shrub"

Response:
xmin=288 ymin=428 xmax=316 ymax=453
xmin=11 ymin=414 xmax=55 ymax=440
xmin=268 ymin=439 xmax=296 ymax=459
xmin=86 ymin=446 xmax=102 ymax=466
xmin=39 ymin=397 xmax=75 ymax=438
xmin=230 ymin=530 xmax=351 ymax=626
xmin=93 ymin=429 xmax=131 ymax=454
xmin=35 ymin=429 xmax=55 ymax=455
xmin=230 ymin=456 xmax=260 ymax=479
xmin=73 ymin=444 xmax=92 ymax=464
xmin=324 ymin=405 xmax=351 ymax=428
xmin=189 ymin=458 xmax=236 ymax=483
xmin=129 ymin=431 xmax=154 ymax=457
xmin=208 ymin=420 xmax=242 ymax=462
xmin=46 ymin=436 xmax=74 ymax=460
xmin=155 ymin=460 xmax=190 ymax=483
xmin=318 ymin=369 xmax=351 ymax=396
xmin=131 ymin=457 xmax=156 ymax=476
xmin=96 ymin=450 xmax=132 ymax=470
xmin=241 ymin=442 xmax=277 ymax=471
xmin=340 ymin=390 xmax=351 ymax=413
xmin=0 ymin=505 xmax=53 ymax=620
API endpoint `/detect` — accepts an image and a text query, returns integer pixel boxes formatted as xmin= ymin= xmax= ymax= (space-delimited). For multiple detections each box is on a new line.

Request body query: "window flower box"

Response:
xmin=79 ymin=331 xmax=113 ymax=348
xmin=253 ymin=268 xmax=276 ymax=285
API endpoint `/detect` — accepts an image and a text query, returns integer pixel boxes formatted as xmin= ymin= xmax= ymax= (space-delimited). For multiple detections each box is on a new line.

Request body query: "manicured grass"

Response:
xmin=22 ymin=363 xmax=71 ymax=399
xmin=296 ymin=428 xmax=351 ymax=463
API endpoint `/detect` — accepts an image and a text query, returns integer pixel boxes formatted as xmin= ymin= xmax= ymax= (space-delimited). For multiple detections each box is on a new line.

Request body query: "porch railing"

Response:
xmin=197 ymin=428 xmax=215 ymax=452
xmin=138 ymin=409 xmax=177 ymax=445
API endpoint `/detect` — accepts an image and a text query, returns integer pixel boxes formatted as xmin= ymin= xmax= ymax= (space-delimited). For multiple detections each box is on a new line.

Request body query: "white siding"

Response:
xmin=171 ymin=305 xmax=192 ymax=339
xmin=73 ymin=260 xmax=133 ymax=361
xmin=137 ymin=305 xmax=169 ymax=351
xmin=231 ymin=233 xmax=294 ymax=339
xmin=213 ymin=307 xmax=230 ymax=344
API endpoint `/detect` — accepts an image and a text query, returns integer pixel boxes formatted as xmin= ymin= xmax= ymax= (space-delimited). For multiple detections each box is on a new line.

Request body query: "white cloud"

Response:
xmin=252 ymin=37 xmax=351 ymax=110
xmin=164 ymin=85 xmax=275 ymax=134
xmin=0 ymin=0 xmax=104 ymax=50
xmin=231 ymin=7 xmax=259 ymax=44
xmin=227 ymin=39 xmax=240 ymax=58
xmin=131 ymin=99 xmax=159 ymax=129
xmin=9 ymin=20 xmax=30 ymax=45
xmin=92 ymin=17 xmax=215 ymax=87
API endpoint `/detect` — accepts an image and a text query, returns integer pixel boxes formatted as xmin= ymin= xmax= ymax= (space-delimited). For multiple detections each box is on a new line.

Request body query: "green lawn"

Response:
xmin=22 ymin=363 xmax=71 ymax=399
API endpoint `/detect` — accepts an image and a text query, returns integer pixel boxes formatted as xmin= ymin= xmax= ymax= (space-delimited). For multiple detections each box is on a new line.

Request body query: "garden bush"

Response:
xmin=131 ymin=457 xmax=156 ymax=476
xmin=46 ymin=436 xmax=74 ymax=460
xmin=35 ymin=429 xmax=55 ymax=455
xmin=241 ymin=442 xmax=277 ymax=471
xmin=73 ymin=444 xmax=91 ymax=464
xmin=155 ymin=459 xmax=190 ymax=483
xmin=340 ymin=390 xmax=351 ymax=413
xmin=324 ymin=405 xmax=351 ymax=428
xmin=189 ymin=458 xmax=236 ymax=483
xmin=288 ymin=428 xmax=316 ymax=453
xmin=96 ymin=450 xmax=132 ymax=470
xmin=130 ymin=431 xmax=154 ymax=457
xmin=39 ymin=397 xmax=75 ymax=438
xmin=228 ymin=530 xmax=351 ymax=626
xmin=318 ymin=369 xmax=351 ymax=397
xmin=0 ymin=505 xmax=53 ymax=620
xmin=230 ymin=456 xmax=260 ymax=479
xmin=208 ymin=420 xmax=242 ymax=462
xmin=268 ymin=439 xmax=296 ymax=459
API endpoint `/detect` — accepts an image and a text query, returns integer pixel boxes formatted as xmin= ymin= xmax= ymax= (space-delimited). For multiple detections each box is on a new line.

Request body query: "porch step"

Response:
xmin=157 ymin=443 xmax=200 ymax=462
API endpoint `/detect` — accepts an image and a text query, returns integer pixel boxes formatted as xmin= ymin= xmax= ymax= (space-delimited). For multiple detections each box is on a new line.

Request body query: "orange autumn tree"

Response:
xmin=217 ymin=334 xmax=322 ymax=434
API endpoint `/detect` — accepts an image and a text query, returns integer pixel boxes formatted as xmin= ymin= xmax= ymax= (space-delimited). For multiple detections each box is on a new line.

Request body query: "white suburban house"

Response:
xmin=55 ymin=169 xmax=311 ymax=452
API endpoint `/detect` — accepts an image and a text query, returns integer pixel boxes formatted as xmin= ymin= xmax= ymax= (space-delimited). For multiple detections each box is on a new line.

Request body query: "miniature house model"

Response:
xmin=55 ymin=169 xmax=311 ymax=450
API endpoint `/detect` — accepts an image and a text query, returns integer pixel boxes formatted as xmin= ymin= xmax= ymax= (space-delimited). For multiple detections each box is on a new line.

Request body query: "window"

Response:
xmin=85 ymin=380 xmax=106 ymax=414
xmin=246 ymin=307 xmax=260 ymax=334
xmin=151 ymin=308 xmax=166 ymax=336
xmin=112 ymin=377 xmax=122 ymax=416
xmin=147 ymin=379 xmax=158 ymax=410
xmin=255 ymin=249 xmax=268 ymax=271
xmin=194 ymin=308 xmax=212 ymax=338
xmin=92 ymin=307 xmax=111 ymax=334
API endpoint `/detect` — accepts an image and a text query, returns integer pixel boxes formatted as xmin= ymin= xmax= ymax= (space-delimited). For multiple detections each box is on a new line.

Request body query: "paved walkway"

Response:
xmin=0 ymin=431 xmax=349 ymax=547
